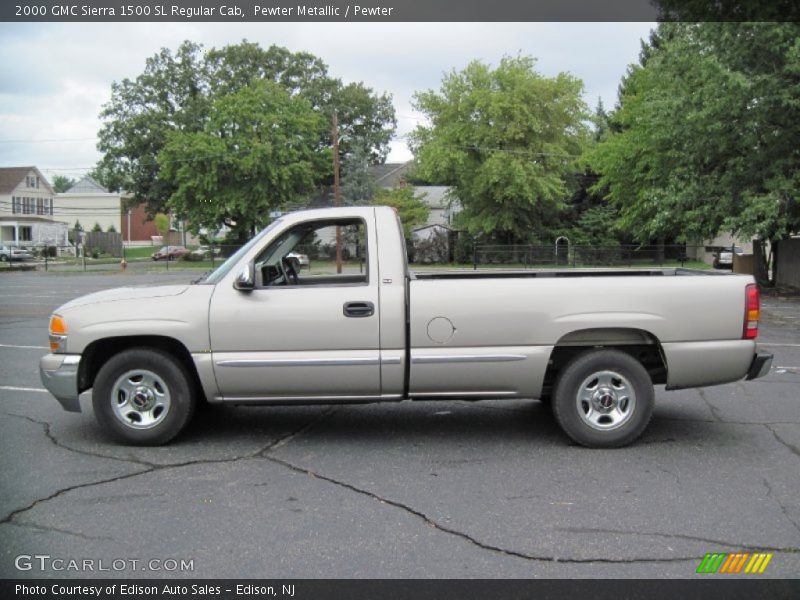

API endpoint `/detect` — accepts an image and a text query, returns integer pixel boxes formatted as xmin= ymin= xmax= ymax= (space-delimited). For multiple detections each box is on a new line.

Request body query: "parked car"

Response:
xmin=40 ymin=207 xmax=772 ymax=448
xmin=151 ymin=245 xmax=189 ymax=261
xmin=0 ymin=245 xmax=34 ymax=262
xmin=713 ymin=246 xmax=743 ymax=269
xmin=190 ymin=245 xmax=222 ymax=260
xmin=286 ymin=251 xmax=309 ymax=269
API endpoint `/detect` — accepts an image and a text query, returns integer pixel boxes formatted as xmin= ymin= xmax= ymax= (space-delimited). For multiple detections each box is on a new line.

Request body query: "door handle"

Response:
xmin=343 ymin=301 xmax=374 ymax=318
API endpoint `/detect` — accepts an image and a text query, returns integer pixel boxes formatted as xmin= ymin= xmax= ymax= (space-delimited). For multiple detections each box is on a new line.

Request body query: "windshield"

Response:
xmin=195 ymin=219 xmax=284 ymax=285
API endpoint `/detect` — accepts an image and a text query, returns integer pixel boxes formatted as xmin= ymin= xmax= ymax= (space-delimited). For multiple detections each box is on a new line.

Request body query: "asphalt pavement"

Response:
xmin=0 ymin=270 xmax=798 ymax=579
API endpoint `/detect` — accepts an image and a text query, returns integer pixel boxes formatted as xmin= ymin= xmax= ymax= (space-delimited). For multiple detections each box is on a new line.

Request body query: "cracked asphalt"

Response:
xmin=0 ymin=271 xmax=798 ymax=578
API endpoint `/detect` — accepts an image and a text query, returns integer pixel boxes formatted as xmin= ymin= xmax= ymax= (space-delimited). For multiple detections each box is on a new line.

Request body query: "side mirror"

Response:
xmin=233 ymin=262 xmax=255 ymax=292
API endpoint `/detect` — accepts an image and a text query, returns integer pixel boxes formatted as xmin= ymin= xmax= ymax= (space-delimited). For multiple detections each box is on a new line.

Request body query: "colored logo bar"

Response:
xmin=696 ymin=552 xmax=773 ymax=574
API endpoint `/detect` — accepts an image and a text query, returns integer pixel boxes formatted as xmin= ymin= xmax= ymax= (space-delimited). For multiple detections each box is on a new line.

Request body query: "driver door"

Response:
xmin=208 ymin=218 xmax=381 ymax=402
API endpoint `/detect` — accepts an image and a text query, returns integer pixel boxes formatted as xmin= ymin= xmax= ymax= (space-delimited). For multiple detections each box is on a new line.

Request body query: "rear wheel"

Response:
xmin=92 ymin=348 xmax=195 ymax=445
xmin=552 ymin=349 xmax=654 ymax=448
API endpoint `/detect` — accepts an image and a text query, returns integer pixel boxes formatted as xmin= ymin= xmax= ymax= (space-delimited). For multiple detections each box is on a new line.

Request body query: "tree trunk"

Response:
xmin=770 ymin=238 xmax=779 ymax=286
xmin=656 ymin=236 xmax=665 ymax=265
xmin=753 ymin=239 xmax=771 ymax=286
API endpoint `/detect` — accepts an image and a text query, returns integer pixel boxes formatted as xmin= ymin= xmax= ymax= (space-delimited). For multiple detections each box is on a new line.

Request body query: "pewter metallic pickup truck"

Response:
xmin=40 ymin=206 xmax=773 ymax=447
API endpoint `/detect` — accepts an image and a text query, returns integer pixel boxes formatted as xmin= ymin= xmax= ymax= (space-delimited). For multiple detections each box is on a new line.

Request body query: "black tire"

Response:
xmin=92 ymin=348 xmax=195 ymax=445
xmin=0 ymin=254 xmax=8 ymax=262
xmin=552 ymin=349 xmax=654 ymax=448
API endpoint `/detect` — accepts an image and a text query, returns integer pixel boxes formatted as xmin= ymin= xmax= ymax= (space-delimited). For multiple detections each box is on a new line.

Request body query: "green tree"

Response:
xmin=95 ymin=42 xmax=208 ymax=212
xmin=51 ymin=175 xmax=76 ymax=193
xmin=158 ymin=81 xmax=325 ymax=240
xmin=589 ymin=23 xmax=800 ymax=282
xmin=91 ymin=222 xmax=103 ymax=232
xmin=410 ymin=56 xmax=589 ymax=242
xmin=341 ymin=145 xmax=377 ymax=205
xmin=96 ymin=41 xmax=395 ymax=220
xmin=372 ymin=187 xmax=429 ymax=238
xmin=153 ymin=213 xmax=170 ymax=238
xmin=569 ymin=205 xmax=621 ymax=246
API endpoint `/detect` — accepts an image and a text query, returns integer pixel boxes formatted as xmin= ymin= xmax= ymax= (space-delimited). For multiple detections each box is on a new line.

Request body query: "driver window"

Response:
xmin=254 ymin=219 xmax=368 ymax=288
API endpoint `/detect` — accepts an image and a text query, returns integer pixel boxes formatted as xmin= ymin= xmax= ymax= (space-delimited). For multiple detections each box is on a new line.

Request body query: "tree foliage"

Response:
xmin=341 ymin=145 xmax=377 ymax=206
xmin=372 ymin=187 xmax=429 ymax=237
xmin=95 ymin=40 xmax=396 ymax=234
xmin=51 ymin=175 xmax=76 ymax=193
xmin=589 ymin=23 xmax=800 ymax=279
xmin=153 ymin=213 xmax=170 ymax=237
xmin=410 ymin=56 xmax=588 ymax=242
xmin=158 ymin=81 xmax=325 ymax=240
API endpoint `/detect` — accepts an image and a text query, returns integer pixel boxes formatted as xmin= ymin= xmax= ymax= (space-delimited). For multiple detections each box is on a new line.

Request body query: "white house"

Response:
xmin=370 ymin=163 xmax=461 ymax=235
xmin=54 ymin=176 xmax=125 ymax=233
xmin=0 ymin=166 xmax=67 ymax=247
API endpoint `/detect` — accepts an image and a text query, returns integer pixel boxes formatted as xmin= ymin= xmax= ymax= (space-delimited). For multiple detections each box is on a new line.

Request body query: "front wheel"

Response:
xmin=92 ymin=348 xmax=195 ymax=445
xmin=552 ymin=349 xmax=654 ymax=448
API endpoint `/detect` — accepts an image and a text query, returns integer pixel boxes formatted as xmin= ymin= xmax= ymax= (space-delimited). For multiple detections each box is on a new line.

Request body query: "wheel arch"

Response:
xmin=78 ymin=335 xmax=207 ymax=403
xmin=542 ymin=327 xmax=667 ymax=396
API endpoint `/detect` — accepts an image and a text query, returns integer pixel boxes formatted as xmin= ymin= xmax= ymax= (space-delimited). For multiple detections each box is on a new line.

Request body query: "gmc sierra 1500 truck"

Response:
xmin=40 ymin=206 xmax=773 ymax=447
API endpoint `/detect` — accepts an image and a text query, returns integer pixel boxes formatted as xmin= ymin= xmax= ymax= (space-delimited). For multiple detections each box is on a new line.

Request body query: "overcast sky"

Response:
xmin=0 ymin=22 xmax=654 ymax=182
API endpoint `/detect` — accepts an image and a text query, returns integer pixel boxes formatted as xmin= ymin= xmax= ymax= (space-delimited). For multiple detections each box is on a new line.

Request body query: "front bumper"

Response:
xmin=746 ymin=350 xmax=773 ymax=381
xmin=39 ymin=353 xmax=82 ymax=412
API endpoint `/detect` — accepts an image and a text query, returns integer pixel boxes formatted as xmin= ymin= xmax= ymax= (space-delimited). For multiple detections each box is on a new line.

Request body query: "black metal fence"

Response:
xmin=471 ymin=244 xmax=705 ymax=269
xmin=0 ymin=242 xmax=724 ymax=273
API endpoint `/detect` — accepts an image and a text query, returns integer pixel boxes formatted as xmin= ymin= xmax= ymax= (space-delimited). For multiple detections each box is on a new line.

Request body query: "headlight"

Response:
xmin=49 ymin=314 xmax=68 ymax=353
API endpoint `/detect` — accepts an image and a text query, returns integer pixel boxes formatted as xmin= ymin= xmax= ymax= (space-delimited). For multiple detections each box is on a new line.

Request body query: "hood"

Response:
xmin=57 ymin=285 xmax=190 ymax=312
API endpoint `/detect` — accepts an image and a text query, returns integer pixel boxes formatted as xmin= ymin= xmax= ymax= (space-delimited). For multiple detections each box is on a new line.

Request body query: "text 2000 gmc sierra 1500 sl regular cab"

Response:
xmin=40 ymin=206 xmax=773 ymax=447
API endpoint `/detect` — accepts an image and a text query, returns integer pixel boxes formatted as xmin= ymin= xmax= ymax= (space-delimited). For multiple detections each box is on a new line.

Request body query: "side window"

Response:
xmin=254 ymin=219 xmax=368 ymax=288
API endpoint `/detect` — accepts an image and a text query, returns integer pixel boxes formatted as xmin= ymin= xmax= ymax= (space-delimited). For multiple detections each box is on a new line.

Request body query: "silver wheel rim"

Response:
xmin=575 ymin=370 xmax=636 ymax=431
xmin=110 ymin=369 xmax=171 ymax=429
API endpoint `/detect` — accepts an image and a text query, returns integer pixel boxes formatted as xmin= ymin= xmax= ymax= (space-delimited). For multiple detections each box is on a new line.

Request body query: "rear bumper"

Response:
xmin=746 ymin=350 xmax=773 ymax=381
xmin=39 ymin=353 xmax=82 ymax=412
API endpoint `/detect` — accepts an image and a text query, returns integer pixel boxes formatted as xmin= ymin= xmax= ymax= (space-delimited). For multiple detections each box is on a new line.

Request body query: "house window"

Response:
xmin=12 ymin=196 xmax=19 ymax=214
xmin=36 ymin=176 xmax=40 ymax=189
xmin=48 ymin=198 xmax=53 ymax=215
xmin=19 ymin=226 xmax=32 ymax=241
xmin=36 ymin=198 xmax=44 ymax=215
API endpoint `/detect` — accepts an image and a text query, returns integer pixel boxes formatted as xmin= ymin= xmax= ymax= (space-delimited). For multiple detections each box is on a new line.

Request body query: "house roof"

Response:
xmin=413 ymin=223 xmax=457 ymax=233
xmin=64 ymin=176 xmax=109 ymax=194
xmin=370 ymin=162 xmax=412 ymax=188
xmin=414 ymin=186 xmax=450 ymax=209
xmin=0 ymin=166 xmax=36 ymax=194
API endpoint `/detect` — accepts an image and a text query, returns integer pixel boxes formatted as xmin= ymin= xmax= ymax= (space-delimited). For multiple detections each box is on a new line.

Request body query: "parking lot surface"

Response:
xmin=0 ymin=270 xmax=798 ymax=578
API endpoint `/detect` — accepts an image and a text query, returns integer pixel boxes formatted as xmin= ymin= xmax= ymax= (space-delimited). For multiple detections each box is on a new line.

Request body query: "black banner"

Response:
xmin=3 ymin=579 xmax=800 ymax=600
xmin=3 ymin=0 xmax=799 ymax=22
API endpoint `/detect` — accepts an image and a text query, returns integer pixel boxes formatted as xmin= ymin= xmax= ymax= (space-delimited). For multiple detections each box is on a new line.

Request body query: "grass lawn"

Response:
xmin=122 ymin=246 xmax=158 ymax=259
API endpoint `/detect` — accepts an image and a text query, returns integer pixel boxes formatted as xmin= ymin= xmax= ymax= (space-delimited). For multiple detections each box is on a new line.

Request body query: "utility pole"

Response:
xmin=332 ymin=110 xmax=343 ymax=274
